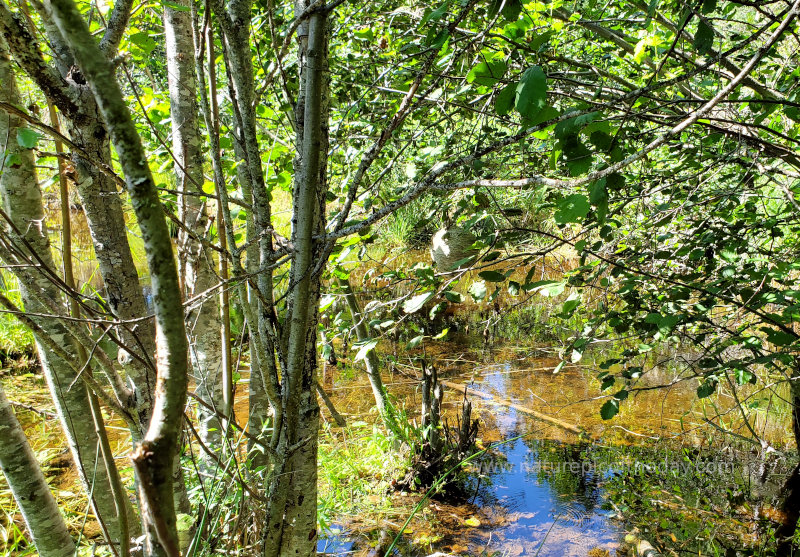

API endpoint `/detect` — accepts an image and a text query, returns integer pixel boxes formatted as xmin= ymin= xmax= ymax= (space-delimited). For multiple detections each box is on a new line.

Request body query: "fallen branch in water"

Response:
xmin=316 ymin=384 xmax=346 ymax=427
xmin=440 ymin=380 xmax=589 ymax=438
xmin=8 ymin=400 xmax=57 ymax=419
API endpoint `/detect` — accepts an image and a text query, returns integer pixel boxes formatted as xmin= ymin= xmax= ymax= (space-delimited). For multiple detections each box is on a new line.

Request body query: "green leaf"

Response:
xmin=501 ymin=0 xmax=522 ymax=21
xmin=734 ymin=367 xmax=755 ymax=386
xmin=524 ymin=279 xmax=566 ymax=297
xmin=495 ymin=83 xmax=516 ymax=116
xmin=353 ymin=339 xmax=378 ymax=362
xmin=761 ymin=327 xmax=797 ymax=347
xmin=128 ymin=31 xmax=157 ymax=56
xmin=443 ymin=291 xmax=464 ymax=303
xmin=697 ymin=379 xmax=716 ymax=399
xmin=202 ymin=181 xmax=216 ymax=195
xmin=508 ymin=281 xmax=520 ymax=296
xmin=529 ymin=30 xmax=554 ymax=52
xmin=353 ymin=27 xmax=374 ymax=41
xmin=561 ymin=292 xmax=581 ymax=314
xmin=421 ymin=2 xmax=448 ymax=25
xmin=589 ymin=178 xmax=608 ymax=223
xmin=701 ymin=0 xmax=716 ymax=14
xmin=407 ymin=335 xmax=425 ymax=349
xmin=561 ymin=137 xmax=593 ymax=176
xmin=478 ymin=270 xmax=506 ymax=282
xmin=554 ymin=194 xmax=591 ymax=225
xmin=16 ymin=128 xmax=40 ymax=149
xmin=515 ymin=66 xmax=547 ymax=121
xmin=467 ymin=59 xmax=507 ymax=86
xmin=4 ymin=153 xmax=22 ymax=167
xmin=554 ymin=112 xmax=600 ymax=140
xmin=468 ymin=280 xmax=487 ymax=301
xmin=403 ymin=292 xmax=434 ymax=314
xmin=542 ymin=281 xmax=565 ymax=297
xmin=600 ymin=399 xmax=619 ymax=420
xmin=694 ymin=20 xmax=715 ymax=54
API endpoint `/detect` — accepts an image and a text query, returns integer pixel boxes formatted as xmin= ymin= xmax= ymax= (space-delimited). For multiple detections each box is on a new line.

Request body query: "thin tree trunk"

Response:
xmin=338 ymin=278 xmax=389 ymax=417
xmin=209 ymin=0 xmax=280 ymax=464
xmin=163 ymin=0 xmax=224 ymax=465
xmin=205 ymin=28 xmax=234 ymax=429
xmin=51 ymin=101 xmax=132 ymax=557
xmin=44 ymin=1 xmax=190 ymax=554
xmin=0 ymin=384 xmax=76 ymax=557
xmin=263 ymin=8 xmax=328 ymax=556
xmin=192 ymin=11 xmax=270 ymax=467
xmin=0 ymin=34 xmax=130 ymax=546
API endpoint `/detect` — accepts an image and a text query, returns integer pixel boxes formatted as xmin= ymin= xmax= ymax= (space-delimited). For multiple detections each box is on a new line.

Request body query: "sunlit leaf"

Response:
xmin=16 ymin=128 xmax=39 ymax=149
xmin=403 ymin=292 xmax=434 ymax=314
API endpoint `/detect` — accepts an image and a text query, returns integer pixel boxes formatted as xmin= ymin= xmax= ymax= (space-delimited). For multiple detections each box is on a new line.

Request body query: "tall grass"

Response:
xmin=317 ymin=420 xmax=407 ymax=533
xmin=0 ymin=271 xmax=35 ymax=364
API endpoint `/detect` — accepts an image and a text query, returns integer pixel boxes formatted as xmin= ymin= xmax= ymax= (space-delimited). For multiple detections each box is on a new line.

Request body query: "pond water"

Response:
xmin=318 ymin=342 xmax=794 ymax=556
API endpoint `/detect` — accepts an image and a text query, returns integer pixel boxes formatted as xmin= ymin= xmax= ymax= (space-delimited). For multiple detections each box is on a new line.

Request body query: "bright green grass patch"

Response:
xmin=0 ymin=271 xmax=35 ymax=361
xmin=317 ymin=420 xmax=409 ymax=533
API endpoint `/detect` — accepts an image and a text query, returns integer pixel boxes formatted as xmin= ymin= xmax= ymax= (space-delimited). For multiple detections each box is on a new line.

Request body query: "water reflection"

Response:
xmin=320 ymin=342 xmax=794 ymax=556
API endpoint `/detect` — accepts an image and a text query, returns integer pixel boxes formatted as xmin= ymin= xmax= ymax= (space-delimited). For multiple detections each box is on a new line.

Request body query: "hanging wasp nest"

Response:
xmin=430 ymin=226 xmax=478 ymax=270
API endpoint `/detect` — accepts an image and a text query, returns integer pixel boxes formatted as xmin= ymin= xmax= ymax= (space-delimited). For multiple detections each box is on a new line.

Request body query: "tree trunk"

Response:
xmin=338 ymin=278 xmax=389 ymax=417
xmin=210 ymin=0 xmax=281 ymax=468
xmin=64 ymin=116 xmax=157 ymax=428
xmin=44 ymin=1 xmax=190 ymax=554
xmin=262 ymin=8 xmax=328 ymax=556
xmin=0 ymin=384 xmax=76 ymax=557
xmin=0 ymin=33 xmax=130 ymax=545
xmin=163 ymin=0 xmax=224 ymax=464
xmin=0 ymin=0 xmax=158 ymax=432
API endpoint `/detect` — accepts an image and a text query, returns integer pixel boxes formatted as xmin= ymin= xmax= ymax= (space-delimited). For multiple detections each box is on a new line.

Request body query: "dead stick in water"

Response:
xmin=317 ymin=384 xmax=346 ymax=427
xmin=440 ymin=380 xmax=589 ymax=438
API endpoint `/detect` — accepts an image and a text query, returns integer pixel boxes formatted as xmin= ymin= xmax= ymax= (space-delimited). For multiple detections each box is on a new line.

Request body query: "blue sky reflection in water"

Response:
xmin=448 ymin=367 xmax=621 ymax=557
xmin=319 ymin=359 xmax=624 ymax=556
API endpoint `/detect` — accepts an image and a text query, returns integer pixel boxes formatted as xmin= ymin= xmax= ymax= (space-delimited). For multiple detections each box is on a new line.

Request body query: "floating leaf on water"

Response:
xmin=464 ymin=517 xmax=481 ymax=527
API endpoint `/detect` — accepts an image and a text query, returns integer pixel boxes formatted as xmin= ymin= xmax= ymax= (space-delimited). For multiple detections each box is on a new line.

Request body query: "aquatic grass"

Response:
xmin=378 ymin=203 xmax=435 ymax=249
xmin=0 ymin=271 xmax=35 ymax=362
xmin=317 ymin=420 xmax=409 ymax=533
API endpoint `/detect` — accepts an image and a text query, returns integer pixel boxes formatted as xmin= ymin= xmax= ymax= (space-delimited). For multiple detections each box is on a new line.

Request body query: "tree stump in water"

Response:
xmin=394 ymin=360 xmax=479 ymax=495
xmin=430 ymin=226 xmax=478 ymax=270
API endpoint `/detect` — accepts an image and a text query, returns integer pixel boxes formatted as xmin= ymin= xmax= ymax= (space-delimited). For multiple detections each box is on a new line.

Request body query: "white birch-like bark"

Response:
xmin=163 ymin=0 xmax=224 ymax=462
xmin=0 ymin=0 xmax=158 ymax=431
xmin=0 ymin=384 xmax=76 ymax=557
xmin=338 ymin=278 xmax=389 ymax=417
xmin=0 ymin=34 xmax=130 ymax=545
xmin=262 ymin=7 xmax=328 ymax=556
xmin=43 ymin=0 xmax=190 ymax=554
